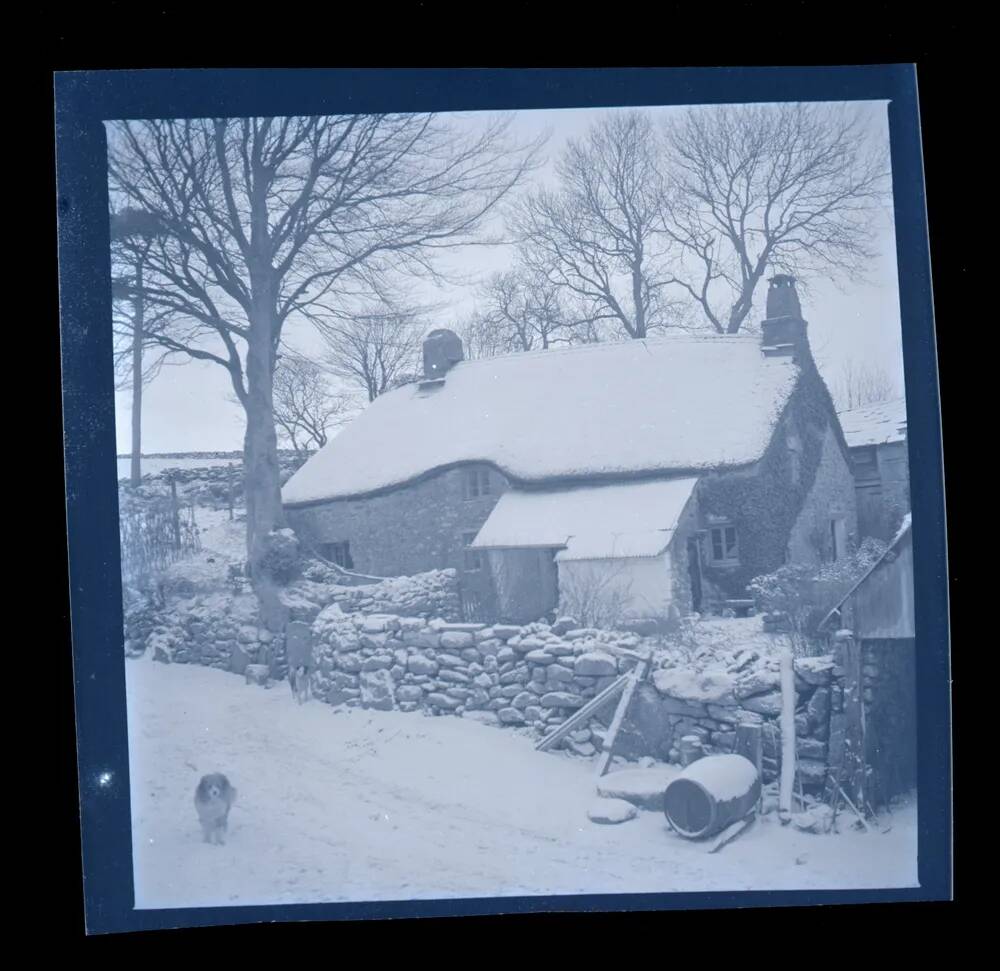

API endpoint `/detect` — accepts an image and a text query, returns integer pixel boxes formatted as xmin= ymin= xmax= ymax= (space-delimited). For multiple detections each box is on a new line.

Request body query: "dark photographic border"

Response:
xmin=54 ymin=66 xmax=951 ymax=934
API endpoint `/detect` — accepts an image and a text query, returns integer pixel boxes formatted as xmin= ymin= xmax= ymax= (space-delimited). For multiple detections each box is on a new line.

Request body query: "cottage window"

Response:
xmin=319 ymin=541 xmax=353 ymax=570
xmin=464 ymin=468 xmax=492 ymax=499
xmin=709 ymin=525 xmax=739 ymax=565
xmin=462 ymin=531 xmax=483 ymax=571
xmin=851 ymin=447 xmax=879 ymax=482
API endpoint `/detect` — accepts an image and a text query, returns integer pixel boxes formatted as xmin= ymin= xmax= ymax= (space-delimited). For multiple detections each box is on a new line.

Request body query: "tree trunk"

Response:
xmin=243 ymin=275 xmax=288 ymax=633
xmin=631 ymin=261 xmax=646 ymax=338
xmin=130 ymin=261 xmax=144 ymax=487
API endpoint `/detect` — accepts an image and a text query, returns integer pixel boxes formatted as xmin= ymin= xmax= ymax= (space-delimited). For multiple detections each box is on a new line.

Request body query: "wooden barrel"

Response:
xmin=663 ymin=754 xmax=760 ymax=839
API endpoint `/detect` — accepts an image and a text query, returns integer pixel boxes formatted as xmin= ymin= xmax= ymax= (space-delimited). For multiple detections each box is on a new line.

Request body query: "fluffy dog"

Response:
xmin=289 ymin=665 xmax=312 ymax=704
xmin=193 ymin=773 xmax=236 ymax=845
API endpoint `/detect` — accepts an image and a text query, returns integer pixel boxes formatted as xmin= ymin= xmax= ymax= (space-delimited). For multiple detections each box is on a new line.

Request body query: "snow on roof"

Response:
xmin=837 ymin=397 xmax=908 ymax=448
xmin=283 ymin=336 xmax=799 ymax=504
xmin=469 ymin=477 xmax=698 ymax=561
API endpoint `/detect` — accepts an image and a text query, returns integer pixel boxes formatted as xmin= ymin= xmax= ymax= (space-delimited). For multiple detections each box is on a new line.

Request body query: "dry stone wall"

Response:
xmin=133 ymin=589 xmax=846 ymax=789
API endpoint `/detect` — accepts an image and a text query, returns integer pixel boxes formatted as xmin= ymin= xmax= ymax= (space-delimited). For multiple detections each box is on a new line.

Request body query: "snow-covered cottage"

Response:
xmin=282 ymin=276 xmax=857 ymax=624
xmin=836 ymin=397 xmax=910 ymax=541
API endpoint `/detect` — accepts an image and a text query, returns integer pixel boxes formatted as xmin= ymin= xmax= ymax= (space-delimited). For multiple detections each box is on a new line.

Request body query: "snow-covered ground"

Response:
xmin=126 ymin=659 xmax=918 ymax=909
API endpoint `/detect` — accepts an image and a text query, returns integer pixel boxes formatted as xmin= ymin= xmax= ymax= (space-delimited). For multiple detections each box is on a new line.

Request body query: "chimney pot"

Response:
xmin=765 ymin=274 xmax=802 ymax=319
xmin=422 ymin=328 xmax=464 ymax=382
xmin=761 ymin=275 xmax=808 ymax=358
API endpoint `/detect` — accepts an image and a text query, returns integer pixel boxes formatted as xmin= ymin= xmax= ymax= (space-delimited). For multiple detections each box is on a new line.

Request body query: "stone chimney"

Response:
xmin=761 ymin=275 xmax=808 ymax=359
xmin=421 ymin=329 xmax=464 ymax=385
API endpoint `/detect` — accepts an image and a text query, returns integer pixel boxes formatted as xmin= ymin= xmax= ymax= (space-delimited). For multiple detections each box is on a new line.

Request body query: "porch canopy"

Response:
xmin=470 ymin=477 xmax=698 ymax=562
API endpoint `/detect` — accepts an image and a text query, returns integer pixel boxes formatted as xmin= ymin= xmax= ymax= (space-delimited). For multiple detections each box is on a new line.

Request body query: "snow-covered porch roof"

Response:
xmin=470 ymin=477 xmax=699 ymax=562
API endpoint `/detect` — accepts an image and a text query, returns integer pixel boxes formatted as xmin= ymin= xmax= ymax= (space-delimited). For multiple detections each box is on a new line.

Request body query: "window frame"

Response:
xmin=464 ymin=467 xmax=492 ymax=500
xmin=320 ymin=540 xmax=353 ymax=570
xmin=708 ymin=523 xmax=739 ymax=566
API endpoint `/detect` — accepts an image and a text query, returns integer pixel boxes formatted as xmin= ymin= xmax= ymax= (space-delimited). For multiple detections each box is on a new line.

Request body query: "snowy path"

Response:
xmin=127 ymin=660 xmax=918 ymax=909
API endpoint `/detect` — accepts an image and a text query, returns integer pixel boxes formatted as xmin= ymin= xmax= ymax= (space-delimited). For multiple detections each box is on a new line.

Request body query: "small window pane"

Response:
xmin=724 ymin=527 xmax=737 ymax=556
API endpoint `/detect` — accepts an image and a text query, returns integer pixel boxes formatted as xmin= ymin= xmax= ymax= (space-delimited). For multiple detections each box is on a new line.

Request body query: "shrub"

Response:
xmin=119 ymin=490 xmax=200 ymax=593
xmin=258 ymin=527 xmax=301 ymax=584
xmin=749 ymin=536 xmax=888 ymax=653
xmin=558 ymin=561 xmax=635 ymax=630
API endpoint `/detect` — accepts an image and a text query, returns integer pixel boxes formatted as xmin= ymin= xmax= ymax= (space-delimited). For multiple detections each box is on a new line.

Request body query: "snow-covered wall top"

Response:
xmin=837 ymin=397 xmax=907 ymax=448
xmin=282 ymin=336 xmax=800 ymax=505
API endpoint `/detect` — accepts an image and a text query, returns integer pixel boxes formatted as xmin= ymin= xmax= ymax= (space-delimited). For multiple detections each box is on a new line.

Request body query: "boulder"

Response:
xmin=360 ymin=669 xmax=395 ymax=711
xmin=540 ymin=691 xmax=585 ymax=709
xmin=524 ymin=649 xmax=555 ymax=665
xmin=245 ymin=664 xmax=270 ymax=686
xmin=229 ymin=643 xmax=252 ymax=675
xmin=440 ymin=631 xmax=475 ymax=650
xmin=551 ymin=616 xmax=578 ymax=636
xmin=407 ymin=655 xmax=439 ymax=676
xmin=574 ymin=652 xmax=617 ymax=677
xmin=336 ymin=653 xmax=363 ymax=673
xmin=497 ymin=707 xmax=526 ymax=725
xmin=426 ymin=692 xmax=461 ymax=710
xmin=587 ymin=799 xmax=638 ymax=824
xmin=546 ymin=664 xmax=574 ymax=683
xmin=740 ymin=691 xmax=783 ymax=717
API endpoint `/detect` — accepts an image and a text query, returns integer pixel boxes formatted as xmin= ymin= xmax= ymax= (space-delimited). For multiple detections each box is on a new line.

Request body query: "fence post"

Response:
xmin=228 ymin=462 xmax=235 ymax=521
xmin=169 ymin=474 xmax=181 ymax=550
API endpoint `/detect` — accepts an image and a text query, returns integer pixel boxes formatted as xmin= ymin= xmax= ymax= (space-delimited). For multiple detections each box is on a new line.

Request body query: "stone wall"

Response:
xmin=309 ymin=611 xmax=646 ymax=748
xmin=641 ymin=651 xmax=837 ymax=789
xmin=281 ymin=569 xmax=462 ymax=624
xmin=827 ymin=635 xmax=917 ymax=806
xmin=286 ymin=465 xmax=509 ymax=579
xmin=787 ymin=422 xmax=860 ymax=565
xmin=132 ymin=569 xmax=463 ymax=677
xmin=136 ymin=594 xmax=894 ymax=797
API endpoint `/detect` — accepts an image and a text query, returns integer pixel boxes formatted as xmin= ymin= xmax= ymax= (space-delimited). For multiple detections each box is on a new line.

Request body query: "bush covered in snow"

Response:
xmin=259 ymin=527 xmax=301 ymax=584
xmin=749 ymin=536 xmax=888 ymax=653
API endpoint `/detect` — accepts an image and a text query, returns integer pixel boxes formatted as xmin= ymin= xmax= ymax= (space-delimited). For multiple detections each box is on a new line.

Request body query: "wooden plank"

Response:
xmin=708 ymin=814 xmax=754 ymax=853
xmin=593 ymin=656 xmax=650 ymax=779
xmin=535 ymin=673 xmax=630 ymax=752
xmin=734 ymin=722 xmax=764 ymax=814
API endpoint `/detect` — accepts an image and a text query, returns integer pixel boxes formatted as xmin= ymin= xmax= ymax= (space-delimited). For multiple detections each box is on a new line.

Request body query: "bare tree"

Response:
xmin=110 ymin=207 xmax=179 ymax=485
xmin=107 ymin=114 xmax=540 ymax=626
xmin=316 ymin=302 xmax=423 ymax=402
xmin=272 ymin=353 xmax=351 ymax=456
xmin=510 ymin=112 xmax=683 ymax=339
xmin=832 ymin=358 xmax=899 ymax=411
xmin=465 ymin=268 xmax=595 ymax=356
xmin=661 ymin=102 xmax=890 ymax=333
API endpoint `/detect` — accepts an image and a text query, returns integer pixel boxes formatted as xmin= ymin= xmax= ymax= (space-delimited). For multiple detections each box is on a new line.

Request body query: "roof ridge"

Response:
xmin=450 ymin=331 xmax=761 ymax=371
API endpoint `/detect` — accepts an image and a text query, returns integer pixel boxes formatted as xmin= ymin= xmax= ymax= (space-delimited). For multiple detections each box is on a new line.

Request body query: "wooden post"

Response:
xmin=228 ymin=463 xmax=235 ymax=521
xmin=840 ymin=631 xmax=867 ymax=816
xmin=593 ymin=653 xmax=651 ymax=779
xmin=169 ymin=475 xmax=181 ymax=550
xmin=778 ymin=645 xmax=796 ymax=819
xmin=734 ymin=721 xmax=764 ymax=813
xmin=535 ymin=673 xmax=630 ymax=752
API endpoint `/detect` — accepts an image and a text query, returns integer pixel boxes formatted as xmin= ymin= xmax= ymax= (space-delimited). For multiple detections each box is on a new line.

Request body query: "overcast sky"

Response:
xmin=114 ymin=101 xmax=903 ymax=454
